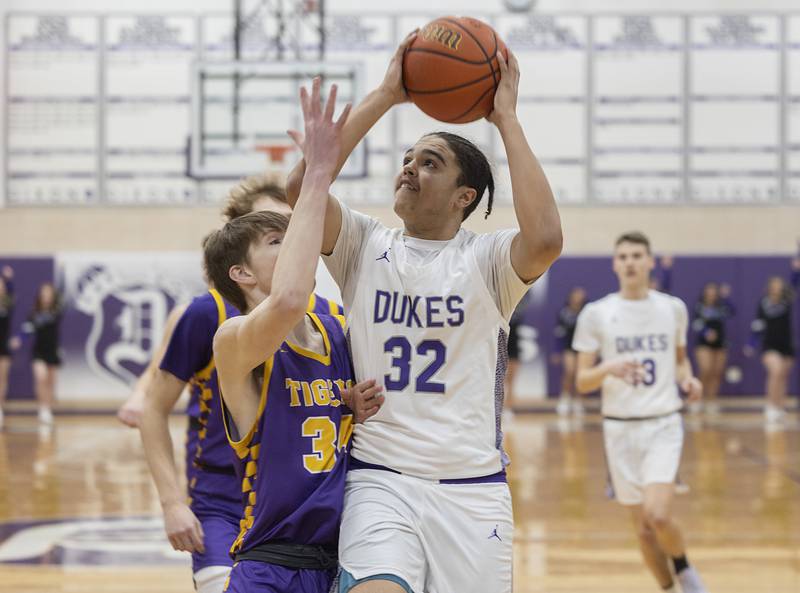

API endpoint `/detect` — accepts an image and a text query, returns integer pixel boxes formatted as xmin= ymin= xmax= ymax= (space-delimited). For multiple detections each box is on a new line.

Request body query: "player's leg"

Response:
xmin=627 ymin=504 xmax=674 ymax=590
xmin=192 ymin=513 xmax=237 ymax=593
xmin=643 ymin=484 xmax=708 ymax=593
xmin=422 ymin=481 xmax=513 ymax=593
xmin=693 ymin=346 xmax=713 ymax=413
xmin=348 ymin=580 xmax=407 ymax=593
xmin=642 ymin=483 xmax=683 ymax=556
xmin=337 ymin=470 xmax=423 ymax=593
xmin=194 ymin=565 xmax=231 ymax=593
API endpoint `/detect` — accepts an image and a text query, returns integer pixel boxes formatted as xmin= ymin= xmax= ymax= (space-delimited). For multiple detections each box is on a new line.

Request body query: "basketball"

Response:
xmin=403 ymin=16 xmax=508 ymax=124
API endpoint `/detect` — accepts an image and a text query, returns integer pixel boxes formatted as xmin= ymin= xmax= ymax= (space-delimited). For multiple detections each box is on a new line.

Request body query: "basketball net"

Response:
xmin=255 ymin=144 xmax=296 ymax=183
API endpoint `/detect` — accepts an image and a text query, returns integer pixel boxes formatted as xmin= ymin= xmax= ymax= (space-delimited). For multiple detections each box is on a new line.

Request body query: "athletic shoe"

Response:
xmin=571 ymin=399 xmax=585 ymax=417
xmin=38 ymin=407 xmax=53 ymax=425
xmin=676 ymin=566 xmax=708 ymax=593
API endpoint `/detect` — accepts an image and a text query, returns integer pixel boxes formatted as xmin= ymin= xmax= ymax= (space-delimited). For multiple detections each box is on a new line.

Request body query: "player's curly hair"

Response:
xmin=222 ymin=175 xmax=288 ymax=221
xmin=203 ymin=211 xmax=290 ymax=313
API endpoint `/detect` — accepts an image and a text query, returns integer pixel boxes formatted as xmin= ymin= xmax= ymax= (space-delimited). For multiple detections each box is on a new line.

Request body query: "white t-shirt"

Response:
xmin=323 ymin=202 xmax=530 ymax=479
xmin=572 ymin=291 xmax=688 ymax=418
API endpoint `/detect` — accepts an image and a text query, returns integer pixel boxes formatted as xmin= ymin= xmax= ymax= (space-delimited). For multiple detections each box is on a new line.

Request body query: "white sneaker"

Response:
xmin=556 ymin=396 xmax=571 ymax=416
xmin=38 ymin=407 xmax=53 ymax=425
xmin=765 ymin=404 xmax=786 ymax=424
xmin=676 ymin=566 xmax=708 ymax=593
xmin=571 ymin=399 xmax=585 ymax=417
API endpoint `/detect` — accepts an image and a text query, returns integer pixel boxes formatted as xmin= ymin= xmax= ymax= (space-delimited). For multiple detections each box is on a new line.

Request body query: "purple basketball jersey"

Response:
xmin=308 ymin=293 xmax=342 ymax=318
xmin=225 ymin=312 xmax=354 ymax=555
xmin=161 ymin=290 xmax=240 ymax=479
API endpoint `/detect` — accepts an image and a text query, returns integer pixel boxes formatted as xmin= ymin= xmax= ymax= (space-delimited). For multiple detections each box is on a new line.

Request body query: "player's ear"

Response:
xmin=229 ymin=264 xmax=255 ymax=286
xmin=455 ymin=186 xmax=477 ymax=211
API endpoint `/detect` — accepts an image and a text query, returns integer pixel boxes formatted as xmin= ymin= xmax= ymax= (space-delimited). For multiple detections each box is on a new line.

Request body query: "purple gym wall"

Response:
xmin=528 ymin=256 xmax=799 ymax=398
xmin=2 ymin=254 xmax=798 ymax=401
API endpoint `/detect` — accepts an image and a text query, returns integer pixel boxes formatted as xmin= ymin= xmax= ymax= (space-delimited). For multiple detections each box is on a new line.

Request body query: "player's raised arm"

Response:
xmin=284 ymin=31 xmax=417 ymax=255
xmin=489 ymin=50 xmax=563 ymax=283
xmin=213 ymin=80 xmax=349 ymax=411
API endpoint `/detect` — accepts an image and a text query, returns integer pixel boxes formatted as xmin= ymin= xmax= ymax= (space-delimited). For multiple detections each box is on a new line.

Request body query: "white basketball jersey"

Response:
xmin=572 ymin=291 xmax=688 ymax=418
xmin=324 ymin=204 xmax=529 ymax=480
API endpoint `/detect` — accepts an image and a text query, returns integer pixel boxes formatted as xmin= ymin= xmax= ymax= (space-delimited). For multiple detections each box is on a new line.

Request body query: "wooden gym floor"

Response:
xmin=0 ymin=411 xmax=797 ymax=593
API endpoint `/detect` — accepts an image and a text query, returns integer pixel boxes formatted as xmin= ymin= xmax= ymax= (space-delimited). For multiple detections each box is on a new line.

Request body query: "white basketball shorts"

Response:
xmin=603 ymin=412 xmax=684 ymax=506
xmin=338 ymin=466 xmax=513 ymax=593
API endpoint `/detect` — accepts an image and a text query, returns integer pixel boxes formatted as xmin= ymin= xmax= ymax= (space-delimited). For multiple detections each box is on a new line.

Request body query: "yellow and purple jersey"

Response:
xmin=224 ymin=312 xmax=354 ymax=555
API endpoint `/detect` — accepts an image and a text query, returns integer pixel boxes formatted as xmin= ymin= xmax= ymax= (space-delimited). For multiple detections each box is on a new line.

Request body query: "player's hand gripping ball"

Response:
xmin=402 ymin=16 xmax=508 ymax=123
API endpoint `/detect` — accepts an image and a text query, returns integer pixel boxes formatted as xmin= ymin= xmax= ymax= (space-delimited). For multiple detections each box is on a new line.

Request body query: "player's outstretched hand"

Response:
xmin=341 ymin=379 xmax=385 ymax=423
xmin=680 ymin=376 xmax=703 ymax=403
xmin=379 ymin=29 xmax=418 ymax=106
xmin=163 ymin=500 xmax=205 ymax=554
xmin=487 ymin=49 xmax=519 ymax=126
xmin=287 ymin=77 xmax=351 ymax=176
xmin=604 ymin=357 xmax=642 ymax=385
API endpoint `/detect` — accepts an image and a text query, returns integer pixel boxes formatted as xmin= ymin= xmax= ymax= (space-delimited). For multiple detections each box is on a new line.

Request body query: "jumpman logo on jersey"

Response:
xmin=488 ymin=525 xmax=502 ymax=541
xmin=375 ymin=249 xmax=391 ymax=263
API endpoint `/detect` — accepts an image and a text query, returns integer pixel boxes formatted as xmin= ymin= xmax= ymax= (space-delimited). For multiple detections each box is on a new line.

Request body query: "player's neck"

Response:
xmin=243 ymin=288 xmax=268 ymax=314
xmin=403 ymin=218 xmax=460 ymax=241
xmin=619 ymin=284 xmax=650 ymax=300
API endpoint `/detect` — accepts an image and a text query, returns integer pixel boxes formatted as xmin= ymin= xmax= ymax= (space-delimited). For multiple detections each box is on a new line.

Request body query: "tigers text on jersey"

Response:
xmin=572 ymin=290 xmax=688 ymax=418
xmin=324 ymin=203 xmax=529 ymax=480
xmin=223 ymin=313 xmax=355 ymax=554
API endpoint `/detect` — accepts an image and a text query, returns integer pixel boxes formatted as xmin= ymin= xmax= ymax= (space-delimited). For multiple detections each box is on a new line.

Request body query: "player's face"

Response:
xmin=251 ymin=195 xmax=292 ymax=217
xmin=394 ymin=137 xmax=468 ymax=226
xmin=245 ymin=230 xmax=285 ymax=295
xmin=703 ymin=283 xmax=718 ymax=304
xmin=612 ymin=242 xmax=654 ymax=290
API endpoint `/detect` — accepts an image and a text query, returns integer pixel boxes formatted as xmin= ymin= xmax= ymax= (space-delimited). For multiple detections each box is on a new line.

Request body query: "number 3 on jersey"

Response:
xmin=384 ymin=336 xmax=446 ymax=394
xmin=301 ymin=414 xmax=353 ymax=474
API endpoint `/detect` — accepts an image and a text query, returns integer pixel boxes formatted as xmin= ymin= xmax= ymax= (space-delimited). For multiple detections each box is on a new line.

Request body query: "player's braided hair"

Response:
xmin=424 ymin=132 xmax=494 ymax=221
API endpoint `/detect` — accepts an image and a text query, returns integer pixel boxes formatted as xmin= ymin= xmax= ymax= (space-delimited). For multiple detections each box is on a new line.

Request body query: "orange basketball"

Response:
xmin=403 ymin=16 xmax=508 ymax=124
